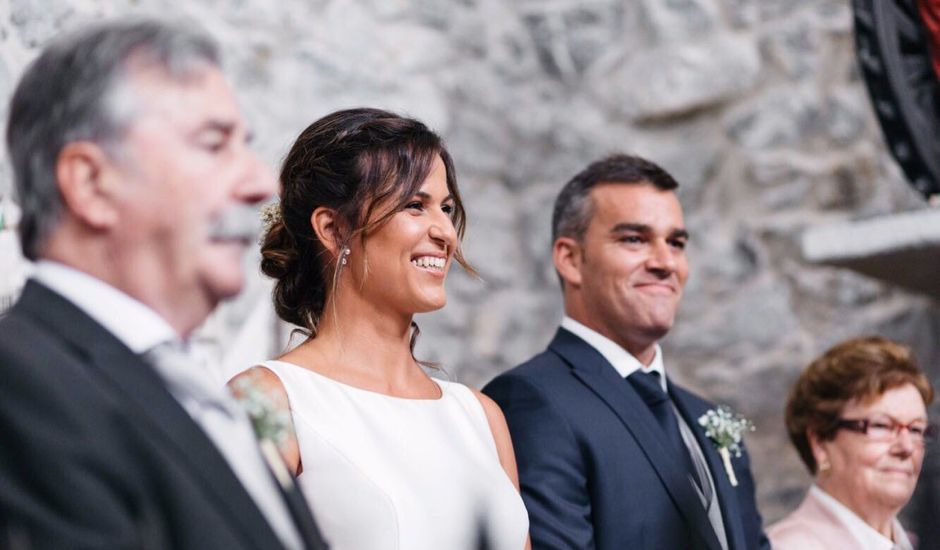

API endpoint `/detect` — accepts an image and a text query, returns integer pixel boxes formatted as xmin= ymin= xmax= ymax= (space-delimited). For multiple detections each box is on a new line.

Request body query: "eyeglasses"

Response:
xmin=835 ymin=416 xmax=939 ymax=445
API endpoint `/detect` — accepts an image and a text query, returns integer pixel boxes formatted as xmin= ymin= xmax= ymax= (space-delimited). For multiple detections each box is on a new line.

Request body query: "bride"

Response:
xmin=230 ymin=108 xmax=530 ymax=550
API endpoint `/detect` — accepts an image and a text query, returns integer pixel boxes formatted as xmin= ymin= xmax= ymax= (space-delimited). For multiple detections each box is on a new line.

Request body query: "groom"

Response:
xmin=0 ymin=20 xmax=326 ymax=549
xmin=485 ymin=154 xmax=769 ymax=549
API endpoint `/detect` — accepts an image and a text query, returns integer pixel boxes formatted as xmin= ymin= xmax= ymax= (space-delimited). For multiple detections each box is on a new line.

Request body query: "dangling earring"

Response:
xmin=341 ymin=247 xmax=350 ymax=265
xmin=818 ymin=458 xmax=831 ymax=475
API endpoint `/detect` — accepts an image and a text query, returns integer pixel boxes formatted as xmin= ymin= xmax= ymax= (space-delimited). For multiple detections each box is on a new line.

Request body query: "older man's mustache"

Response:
xmin=208 ymin=204 xmax=263 ymax=243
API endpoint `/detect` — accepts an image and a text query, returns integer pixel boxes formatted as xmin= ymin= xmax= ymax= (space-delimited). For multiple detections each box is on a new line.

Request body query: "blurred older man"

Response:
xmin=0 ymin=20 xmax=326 ymax=549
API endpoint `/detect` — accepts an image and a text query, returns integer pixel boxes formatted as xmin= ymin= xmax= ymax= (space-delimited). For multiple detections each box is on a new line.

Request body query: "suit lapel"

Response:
xmin=92 ymin=345 xmax=288 ymax=550
xmin=18 ymin=282 xmax=287 ymax=550
xmin=259 ymin=440 xmax=329 ymax=550
xmin=549 ymin=329 xmax=723 ymax=550
xmin=671 ymin=384 xmax=747 ymax=550
xmin=279 ymin=476 xmax=329 ymax=550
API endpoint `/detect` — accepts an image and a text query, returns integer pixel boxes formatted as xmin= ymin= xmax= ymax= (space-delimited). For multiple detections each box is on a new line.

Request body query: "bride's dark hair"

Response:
xmin=261 ymin=107 xmax=473 ymax=336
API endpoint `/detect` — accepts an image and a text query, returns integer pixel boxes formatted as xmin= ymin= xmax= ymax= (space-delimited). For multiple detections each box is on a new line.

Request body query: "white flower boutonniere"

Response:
xmin=698 ymin=406 xmax=755 ymax=487
xmin=231 ymin=376 xmax=293 ymax=448
xmin=230 ymin=375 xmax=296 ymax=488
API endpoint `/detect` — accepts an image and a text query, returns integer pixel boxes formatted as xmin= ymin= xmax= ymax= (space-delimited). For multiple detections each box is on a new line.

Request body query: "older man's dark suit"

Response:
xmin=484 ymin=328 xmax=769 ymax=550
xmin=0 ymin=281 xmax=327 ymax=549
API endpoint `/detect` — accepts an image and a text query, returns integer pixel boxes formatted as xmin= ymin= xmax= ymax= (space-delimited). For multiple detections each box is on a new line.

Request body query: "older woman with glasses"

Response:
xmin=768 ymin=336 xmax=936 ymax=549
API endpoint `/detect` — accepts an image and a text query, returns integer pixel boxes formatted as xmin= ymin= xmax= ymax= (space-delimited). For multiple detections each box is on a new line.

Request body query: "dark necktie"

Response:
xmin=627 ymin=370 xmax=707 ymax=498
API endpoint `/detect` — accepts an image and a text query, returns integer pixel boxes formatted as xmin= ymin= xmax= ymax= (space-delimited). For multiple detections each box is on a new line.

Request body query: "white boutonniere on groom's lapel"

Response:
xmin=698 ymin=406 xmax=754 ymax=487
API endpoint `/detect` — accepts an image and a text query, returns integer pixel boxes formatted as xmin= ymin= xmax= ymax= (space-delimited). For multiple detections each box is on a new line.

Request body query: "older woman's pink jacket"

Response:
xmin=768 ymin=486 xmax=914 ymax=550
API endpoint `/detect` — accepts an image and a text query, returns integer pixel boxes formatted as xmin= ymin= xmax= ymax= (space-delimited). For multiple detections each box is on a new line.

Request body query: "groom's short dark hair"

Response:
xmin=551 ymin=154 xmax=679 ymax=245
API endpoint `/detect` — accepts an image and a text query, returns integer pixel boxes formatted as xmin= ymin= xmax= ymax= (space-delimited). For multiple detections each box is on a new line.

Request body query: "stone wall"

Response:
xmin=1 ymin=0 xmax=937 ymax=523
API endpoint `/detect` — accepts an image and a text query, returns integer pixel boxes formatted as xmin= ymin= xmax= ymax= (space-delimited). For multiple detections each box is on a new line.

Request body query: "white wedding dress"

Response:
xmin=257 ymin=360 xmax=529 ymax=550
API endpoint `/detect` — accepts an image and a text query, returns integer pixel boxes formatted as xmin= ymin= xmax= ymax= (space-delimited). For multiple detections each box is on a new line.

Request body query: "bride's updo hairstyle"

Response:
xmin=261 ymin=108 xmax=472 ymax=334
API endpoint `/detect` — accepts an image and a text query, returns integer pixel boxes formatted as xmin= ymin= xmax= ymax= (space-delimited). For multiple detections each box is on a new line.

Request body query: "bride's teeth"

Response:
xmin=412 ymin=256 xmax=445 ymax=270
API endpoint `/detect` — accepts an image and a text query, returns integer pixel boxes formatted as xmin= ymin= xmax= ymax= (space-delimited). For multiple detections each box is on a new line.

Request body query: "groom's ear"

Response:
xmin=553 ymin=236 xmax=583 ymax=288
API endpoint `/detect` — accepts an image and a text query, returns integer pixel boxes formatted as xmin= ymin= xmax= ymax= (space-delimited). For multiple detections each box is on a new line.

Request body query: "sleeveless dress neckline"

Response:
xmin=265 ymin=359 xmax=446 ymax=402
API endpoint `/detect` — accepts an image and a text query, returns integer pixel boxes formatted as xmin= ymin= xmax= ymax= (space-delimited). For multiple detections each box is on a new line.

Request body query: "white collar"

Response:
xmin=33 ymin=260 xmax=177 ymax=354
xmin=561 ymin=316 xmax=666 ymax=391
xmin=809 ymin=485 xmax=913 ymax=550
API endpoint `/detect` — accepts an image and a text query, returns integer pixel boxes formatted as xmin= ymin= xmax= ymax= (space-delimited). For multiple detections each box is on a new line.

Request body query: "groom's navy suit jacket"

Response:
xmin=0 ymin=281 xmax=327 ymax=549
xmin=484 ymin=328 xmax=770 ymax=550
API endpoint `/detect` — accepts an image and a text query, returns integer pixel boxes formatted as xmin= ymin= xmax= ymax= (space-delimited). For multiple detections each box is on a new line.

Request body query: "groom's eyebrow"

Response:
xmin=609 ymin=223 xmax=690 ymax=240
xmin=610 ymin=223 xmax=650 ymax=234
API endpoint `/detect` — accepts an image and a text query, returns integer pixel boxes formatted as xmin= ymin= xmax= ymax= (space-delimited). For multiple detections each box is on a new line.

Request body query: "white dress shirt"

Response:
xmin=561 ymin=316 xmax=729 ymax=550
xmin=561 ymin=316 xmax=667 ymax=386
xmin=33 ymin=261 xmax=303 ymax=550
xmin=811 ymin=486 xmax=914 ymax=550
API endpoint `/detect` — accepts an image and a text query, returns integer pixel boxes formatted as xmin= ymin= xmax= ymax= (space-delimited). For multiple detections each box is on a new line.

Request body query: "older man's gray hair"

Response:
xmin=6 ymin=19 xmax=221 ymax=260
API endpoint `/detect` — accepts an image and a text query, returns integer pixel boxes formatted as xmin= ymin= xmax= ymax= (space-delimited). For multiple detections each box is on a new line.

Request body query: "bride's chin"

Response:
xmin=415 ymin=297 xmax=447 ymax=313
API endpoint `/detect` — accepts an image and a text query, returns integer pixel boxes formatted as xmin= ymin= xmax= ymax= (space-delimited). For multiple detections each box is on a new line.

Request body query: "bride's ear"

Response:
xmin=310 ymin=207 xmax=342 ymax=256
